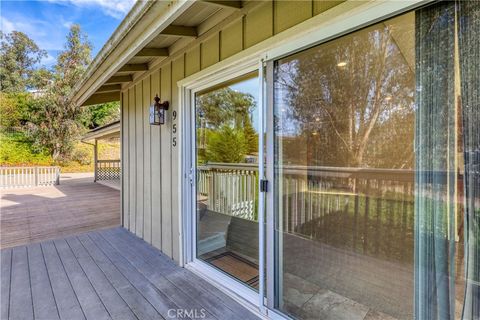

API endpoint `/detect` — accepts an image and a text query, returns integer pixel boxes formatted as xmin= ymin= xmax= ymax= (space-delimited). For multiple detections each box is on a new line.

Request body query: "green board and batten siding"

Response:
xmin=121 ymin=0 xmax=344 ymax=263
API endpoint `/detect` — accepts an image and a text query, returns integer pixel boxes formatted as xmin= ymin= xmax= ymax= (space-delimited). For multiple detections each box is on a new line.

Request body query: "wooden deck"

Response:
xmin=0 ymin=176 xmax=120 ymax=249
xmin=0 ymin=227 xmax=259 ymax=320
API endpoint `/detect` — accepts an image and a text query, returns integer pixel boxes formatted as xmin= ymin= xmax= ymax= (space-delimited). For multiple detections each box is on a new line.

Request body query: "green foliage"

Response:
xmin=0 ymin=31 xmax=47 ymax=92
xmin=0 ymin=92 xmax=32 ymax=127
xmin=70 ymin=147 xmax=91 ymax=165
xmin=83 ymin=101 xmax=120 ymax=129
xmin=204 ymin=126 xmax=248 ymax=163
xmin=196 ymin=87 xmax=256 ymax=128
xmin=243 ymin=120 xmax=258 ymax=155
xmin=0 ymin=132 xmax=51 ymax=166
xmin=27 ymin=24 xmax=92 ymax=162
xmin=196 ymin=87 xmax=258 ymax=163
xmin=0 ymin=25 xmax=121 ymax=169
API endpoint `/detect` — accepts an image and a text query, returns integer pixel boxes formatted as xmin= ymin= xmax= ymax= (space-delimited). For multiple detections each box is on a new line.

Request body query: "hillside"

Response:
xmin=0 ymin=131 xmax=120 ymax=172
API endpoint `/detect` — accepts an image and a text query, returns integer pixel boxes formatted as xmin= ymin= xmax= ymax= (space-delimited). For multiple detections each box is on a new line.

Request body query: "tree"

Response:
xmin=27 ymin=24 xmax=92 ymax=161
xmin=0 ymin=31 xmax=47 ymax=92
xmin=276 ymin=23 xmax=415 ymax=169
xmin=204 ymin=126 xmax=248 ymax=163
xmin=83 ymin=101 xmax=121 ymax=129
xmin=196 ymin=87 xmax=258 ymax=163
xmin=196 ymin=88 xmax=256 ymax=129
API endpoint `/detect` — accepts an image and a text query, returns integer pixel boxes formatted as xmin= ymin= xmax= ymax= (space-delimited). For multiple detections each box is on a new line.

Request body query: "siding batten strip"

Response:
xmin=160 ymin=63 xmax=173 ymax=258
xmin=151 ymin=69 xmax=162 ymax=249
xmin=128 ymin=88 xmax=136 ymax=233
xmin=143 ymin=76 xmax=152 ymax=244
xmin=135 ymin=83 xmax=144 ymax=238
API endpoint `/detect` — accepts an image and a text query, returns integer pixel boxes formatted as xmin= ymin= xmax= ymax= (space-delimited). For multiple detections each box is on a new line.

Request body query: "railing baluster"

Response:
xmin=0 ymin=166 xmax=60 ymax=188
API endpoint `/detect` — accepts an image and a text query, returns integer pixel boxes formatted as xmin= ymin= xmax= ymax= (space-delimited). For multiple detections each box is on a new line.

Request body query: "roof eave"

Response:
xmin=72 ymin=0 xmax=195 ymax=107
xmin=82 ymin=121 xmax=121 ymax=141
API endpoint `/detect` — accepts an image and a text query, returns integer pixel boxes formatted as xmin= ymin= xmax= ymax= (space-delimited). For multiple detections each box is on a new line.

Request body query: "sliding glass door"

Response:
xmin=194 ymin=73 xmax=261 ymax=290
xmin=187 ymin=1 xmax=479 ymax=318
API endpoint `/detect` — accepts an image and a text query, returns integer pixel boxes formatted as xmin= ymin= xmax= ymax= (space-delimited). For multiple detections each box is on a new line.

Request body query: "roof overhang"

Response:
xmin=82 ymin=121 xmax=121 ymax=141
xmin=72 ymin=0 xmax=246 ymax=107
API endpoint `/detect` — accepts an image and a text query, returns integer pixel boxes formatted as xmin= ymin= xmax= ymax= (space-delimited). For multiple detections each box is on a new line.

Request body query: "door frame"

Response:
xmin=179 ymin=57 xmax=264 ymax=310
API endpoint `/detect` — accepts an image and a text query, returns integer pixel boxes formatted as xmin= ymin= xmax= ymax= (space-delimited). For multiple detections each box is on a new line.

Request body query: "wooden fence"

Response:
xmin=0 ymin=166 xmax=60 ymax=188
xmin=96 ymin=160 xmax=121 ymax=181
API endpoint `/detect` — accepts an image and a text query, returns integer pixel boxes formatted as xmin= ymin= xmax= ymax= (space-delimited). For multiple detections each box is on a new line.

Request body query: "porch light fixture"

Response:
xmin=150 ymin=94 xmax=169 ymax=125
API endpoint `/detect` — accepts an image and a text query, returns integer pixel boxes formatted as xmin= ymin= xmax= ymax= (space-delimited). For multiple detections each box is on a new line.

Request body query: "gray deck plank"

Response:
xmin=88 ymin=231 xmax=182 ymax=320
xmin=27 ymin=243 xmax=60 ymax=320
xmin=100 ymin=229 xmax=217 ymax=320
xmin=77 ymin=233 xmax=163 ymax=320
xmin=1 ymin=179 xmax=120 ymax=249
xmin=41 ymin=241 xmax=86 ymax=320
xmin=1 ymin=228 xmax=259 ymax=320
xmin=53 ymin=239 xmax=111 ymax=320
xmin=9 ymin=246 xmax=34 ymax=320
xmin=1 ymin=248 xmax=12 ymax=320
xmin=65 ymin=236 xmax=138 ymax=320
xmin=112 ymin=228 xmax=258 ymax=320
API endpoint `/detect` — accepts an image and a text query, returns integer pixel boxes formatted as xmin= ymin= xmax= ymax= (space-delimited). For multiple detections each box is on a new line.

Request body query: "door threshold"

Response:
xmin=185 ymin=260 xmax=268 ymax=319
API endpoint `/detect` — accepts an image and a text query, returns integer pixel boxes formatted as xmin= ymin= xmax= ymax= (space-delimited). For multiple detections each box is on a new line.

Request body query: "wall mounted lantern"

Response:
xmin=149 ymin=94 xmax=169 ymax=125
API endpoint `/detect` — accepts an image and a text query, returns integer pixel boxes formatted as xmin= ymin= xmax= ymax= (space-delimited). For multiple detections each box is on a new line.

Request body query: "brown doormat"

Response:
xmin=206 ymin=251 xmax=259 ymax=288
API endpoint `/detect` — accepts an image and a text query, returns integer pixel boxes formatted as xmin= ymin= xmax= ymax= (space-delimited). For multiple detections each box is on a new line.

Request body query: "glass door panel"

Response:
xmin=272 ymin=4 xmax=476 ymax=319
xmin=195 ymin=72 xmax=260 ymax=290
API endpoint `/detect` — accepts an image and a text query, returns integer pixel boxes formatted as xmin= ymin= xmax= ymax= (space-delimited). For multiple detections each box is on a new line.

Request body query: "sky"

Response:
xmin=0 ymin=0 xmax=136 ymax=67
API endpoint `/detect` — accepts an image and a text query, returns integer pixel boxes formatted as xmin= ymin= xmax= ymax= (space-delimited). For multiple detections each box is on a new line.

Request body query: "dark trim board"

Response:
xmin=0 ymin=227 xmax=259 ymax=320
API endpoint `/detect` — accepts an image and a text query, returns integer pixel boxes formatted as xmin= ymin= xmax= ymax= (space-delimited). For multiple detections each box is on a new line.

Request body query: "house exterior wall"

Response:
xmin=120 ymin=0 xmax=344 ymax=263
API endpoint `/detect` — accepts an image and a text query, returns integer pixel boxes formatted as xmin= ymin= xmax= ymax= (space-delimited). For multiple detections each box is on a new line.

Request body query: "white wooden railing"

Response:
xmin=198 ymin=163 xmax=258 ymax=220
xmin=0 ymin=166 xmax=60 ymax=188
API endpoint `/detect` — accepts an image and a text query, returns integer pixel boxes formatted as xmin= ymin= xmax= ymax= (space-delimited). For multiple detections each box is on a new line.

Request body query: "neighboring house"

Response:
xmin=72 ymin=1 xmax=479 ymax=319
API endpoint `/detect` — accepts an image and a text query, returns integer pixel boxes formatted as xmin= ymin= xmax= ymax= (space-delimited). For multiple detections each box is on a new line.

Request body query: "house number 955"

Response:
xmin=172 ymin=110 xmax=177 ymax=147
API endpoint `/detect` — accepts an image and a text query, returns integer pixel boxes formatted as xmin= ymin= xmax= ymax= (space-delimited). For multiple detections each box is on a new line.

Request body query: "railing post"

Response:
xmin=56 ymin=167 xmax=60 ymax=185
xmin=34 ymin=167 xmax=39 ymax=186
xmin=94 ymin=139 xmax=98 ymax=182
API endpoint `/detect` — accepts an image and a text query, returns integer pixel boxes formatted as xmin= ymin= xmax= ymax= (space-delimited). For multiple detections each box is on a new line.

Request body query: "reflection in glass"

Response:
xmin=273 ymin=4 xmax=476 ymax=319
xmin=195 ymin=73 xmax=260 ymax=290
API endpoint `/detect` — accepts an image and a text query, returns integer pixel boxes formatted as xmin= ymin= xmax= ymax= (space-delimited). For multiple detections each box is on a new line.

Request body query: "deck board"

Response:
xmin=107 ymin=228 xmax=259 ymax=320
xmin=0 ymin=179 xmax=120 ymax=249
xmin=0 ymin=248 xmax=11 ymax=320
xmin=27 ymin=243 xmax=59 ymax=320
xmin=99 ymin=230 xmax=218 ymax=320
xmin=41 ymin=241 xmax=86 ymax=320
xmin=88 ymin=232 xmax=179 ymax=319
xmin=77 ymin=233 xmax=163 ymax=320
xmin=54 ymin=239 xmax=111 ymax=320
xmin=10 ymin=246 xmax=34 ymax=320
xmin=1 ymin=227 xmax=259 ymax=320
xmin=65 ymin=237 xmax=137 ymax=320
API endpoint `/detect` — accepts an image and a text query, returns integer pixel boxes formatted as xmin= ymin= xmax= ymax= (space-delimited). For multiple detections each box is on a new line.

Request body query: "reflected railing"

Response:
xmin=198 ymin=163 xmax=424 ymax=263
xmin=198 ymin=163 xmax=258 ymax=221
xmin=281 ymin=165 xmax=415 ymax=264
